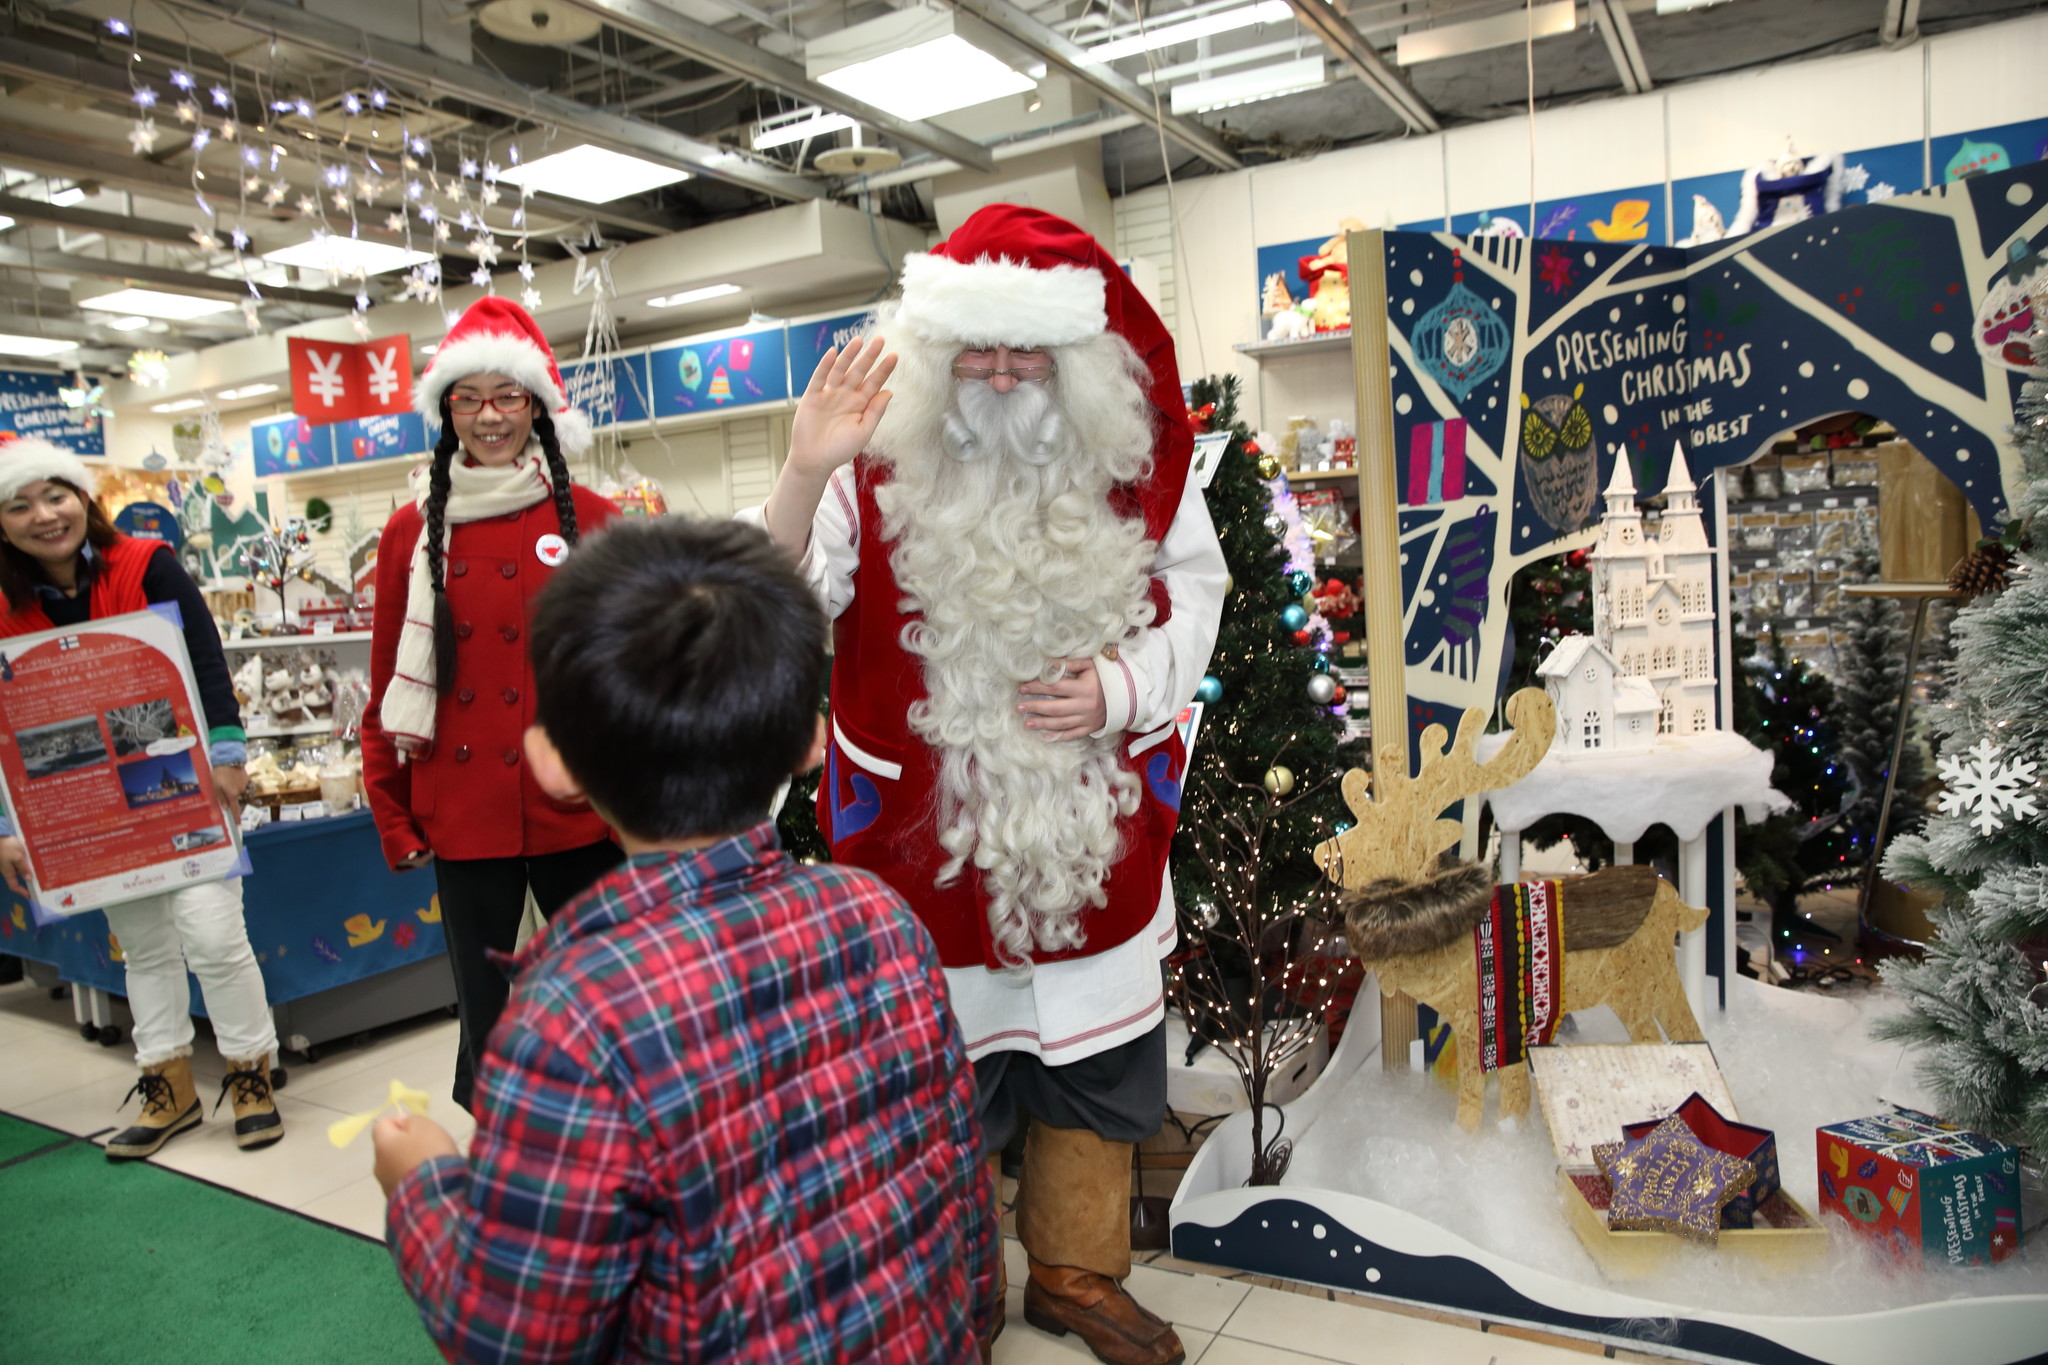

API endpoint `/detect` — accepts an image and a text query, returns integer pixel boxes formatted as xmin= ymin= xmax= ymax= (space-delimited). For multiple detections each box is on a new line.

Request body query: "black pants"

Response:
xmin=973 ymin=1022 xmax=1168 ymax=1158
xmin=433 ymin=840 xmax=626 ymax=1111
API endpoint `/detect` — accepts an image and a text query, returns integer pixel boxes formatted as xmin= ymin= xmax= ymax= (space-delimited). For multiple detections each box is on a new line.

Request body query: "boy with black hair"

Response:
xmin=371 ymin=517 xmax=998 ymax=1364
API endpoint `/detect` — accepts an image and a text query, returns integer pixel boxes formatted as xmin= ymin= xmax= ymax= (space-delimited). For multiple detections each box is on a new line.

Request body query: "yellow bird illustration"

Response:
xmin=109 ymin=933 xmax=124 ymax=963
xmin=417 ymin=895 xmax=443 ymax=924
xmin=344 ymin=913 xmax=386 ymax=947
xmin=8 ymin=905 xmax=23 ymax=931
xmin=1590 ymin=199 xmax=1651 ymax=242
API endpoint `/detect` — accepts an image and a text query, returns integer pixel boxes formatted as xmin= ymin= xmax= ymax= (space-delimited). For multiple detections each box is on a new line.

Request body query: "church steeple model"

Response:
xmin=1586 ymin=443 xmax=1720 ymax=739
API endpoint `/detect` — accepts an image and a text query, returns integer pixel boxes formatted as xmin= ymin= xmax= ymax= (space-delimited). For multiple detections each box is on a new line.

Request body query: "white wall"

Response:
xmin=1116 ymin=11 xmax=2048 ymax=432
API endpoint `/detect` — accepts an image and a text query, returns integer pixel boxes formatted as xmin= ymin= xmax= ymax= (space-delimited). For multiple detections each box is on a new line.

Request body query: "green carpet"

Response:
xmin=0 ymin=1116 xmax=442 ymax=1363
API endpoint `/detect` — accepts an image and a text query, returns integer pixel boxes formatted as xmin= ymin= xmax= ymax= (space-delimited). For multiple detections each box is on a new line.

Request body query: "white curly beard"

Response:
xmin=866 ymin=321 xmax=1160 ymax=970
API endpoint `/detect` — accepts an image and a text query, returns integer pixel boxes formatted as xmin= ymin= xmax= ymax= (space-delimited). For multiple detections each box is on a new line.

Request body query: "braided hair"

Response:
xmin=420 ymin=395 xmax=584 ymax=695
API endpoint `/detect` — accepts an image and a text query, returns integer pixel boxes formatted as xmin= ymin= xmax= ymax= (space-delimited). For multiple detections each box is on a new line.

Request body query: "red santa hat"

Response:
xmin=894 ymin=204 xmax=1191 ymax=543
xmin=414 ymin=296 xmax=591 ymax=456
xmin=0 ymin=435 xmax=96 ymax=505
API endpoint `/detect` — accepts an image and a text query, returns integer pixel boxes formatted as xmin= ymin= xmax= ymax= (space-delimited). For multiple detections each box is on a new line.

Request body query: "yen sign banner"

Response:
xmin=287 ymin=335 xmax=413 ymax=422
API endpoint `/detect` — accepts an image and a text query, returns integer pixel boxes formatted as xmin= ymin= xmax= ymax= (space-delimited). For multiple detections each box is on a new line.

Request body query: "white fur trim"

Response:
xmin=894 ymin=253 xmax=1106 ymax=348
xmin=549 ymin=404 xmax=592 ymax=457
xmin=0 ymin=437 xmax=95 ymax=503
xmin=414 ymin=333 xmax=566 ymax=423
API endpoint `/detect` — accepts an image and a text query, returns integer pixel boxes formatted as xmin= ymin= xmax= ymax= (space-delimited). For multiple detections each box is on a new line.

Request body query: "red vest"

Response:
xmin=819 ymin=456 xmax=1187 ymax=971
xmin=0 ymin=534 xmax=163 ymax=637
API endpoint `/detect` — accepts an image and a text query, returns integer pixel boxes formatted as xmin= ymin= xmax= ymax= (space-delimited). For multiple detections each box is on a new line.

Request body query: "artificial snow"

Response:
xmin=1283 ymin=978 xmax=2048 ymax=1317
xmin=1478 ymin=729 xmax=1792 ymax=842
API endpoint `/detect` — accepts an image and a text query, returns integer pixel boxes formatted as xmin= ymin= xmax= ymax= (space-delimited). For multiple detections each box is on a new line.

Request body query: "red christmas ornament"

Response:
xmin=1291 ymin=629 xmax=1312 ymax=646
xmin=1331 ymin=685 xmax=1347 ymax=704
xmin=1566 ymin=548 xmax=1589 ymax=569
xmin=1244 ymin=440 xmax=1261 ymax=455
xmin=1331 ymin=631 xmax=1351 ymax=644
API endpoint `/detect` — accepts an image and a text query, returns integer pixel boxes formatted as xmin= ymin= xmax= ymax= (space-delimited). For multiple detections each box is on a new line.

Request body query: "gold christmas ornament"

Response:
xmin=1263 ymin=765 xmax=1295 ymax=796
xmin=1257 ymin=454 xmax=1282 ymax=481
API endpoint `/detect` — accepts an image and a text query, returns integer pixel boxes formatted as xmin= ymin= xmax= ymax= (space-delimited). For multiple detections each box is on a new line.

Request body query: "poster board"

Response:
xmin=0 ymin=606 xmax=244 ymax=915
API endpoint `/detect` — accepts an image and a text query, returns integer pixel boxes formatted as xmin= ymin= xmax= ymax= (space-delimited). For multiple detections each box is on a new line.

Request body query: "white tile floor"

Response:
xmin=0 ymin=978 xmax=1597 ymax=1364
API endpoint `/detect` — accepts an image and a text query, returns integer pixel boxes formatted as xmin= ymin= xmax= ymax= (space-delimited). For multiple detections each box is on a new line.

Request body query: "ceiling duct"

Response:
xmin=477 ymin=0 xmax=604 ymax=47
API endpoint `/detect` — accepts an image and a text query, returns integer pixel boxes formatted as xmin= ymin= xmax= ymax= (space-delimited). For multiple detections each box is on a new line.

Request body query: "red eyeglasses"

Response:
xmin=448 ymin=392 xmax=533 ymax=415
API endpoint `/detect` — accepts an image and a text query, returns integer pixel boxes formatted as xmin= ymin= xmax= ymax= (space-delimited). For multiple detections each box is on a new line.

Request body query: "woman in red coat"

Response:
xmin=362 ymin=298 xmax=622 ymax=1111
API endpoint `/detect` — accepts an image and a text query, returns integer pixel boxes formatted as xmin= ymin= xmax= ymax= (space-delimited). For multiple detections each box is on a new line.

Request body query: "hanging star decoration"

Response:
xmin=521 ymin=285 xmax=543 ymax=311
xmin=457 ymin=209 xmax=478 ymax=232
xmin=295 ymin=193 xmax=318 ymax=216
xmin=445 ymin=307 xmax=464 ymax=330
xmin=458 ymin=157 xmax=479 ymax=179
xmin=342 ymin=91 xmax=363 ymax=117
xmin=169 ymin=69 xmax=195 ymax=91
xmin=432 ymin=219 xmax=451 ymax=242
xmin=209 ymin=84 xmax=233 ymax=109
xmin=510 ymin=207 xmax=526 ymax=229
xmin=189 ymin=226 xmax=219 ymax=251
xmin=175 ymin=101 xmax=199 ymax=124
xmin=243 ymin=174 xmax=263 ymax=194
xmin=469 ymin=233 xmax=501 ymax=267
xmin=384 ymin=211 xmax=407 ymax=234
xmin=480 ymin=184 xmax=501 ymax=207
xmin=482 ymin=160 xmax=500 ymax=183
xmin=190 ymin=126 xmax=211 ymax=153
xmin=350 ymin=310 xmax=372 ymax=340
xmin=219 ymin=120 xmax=237 ymax=142
xmin=517 ymin=259 xmax=536 ymax=283
xmin=370 ymin=88 xmax=389 ymax=110
xmin=132 ymin=85 xmax=158 ymax=110
xmin=417 ymin=202 xmax=439 ymax=224
xmin=129 ymin=119 xmax=160 ymax=155
xmin=241 ymin=297 xmax=262 ymax=332
xmin=330 ymin=189 xmax=350 ymax=212
xmin=406 ymin=179 xmax=424 ymax=200
xmin=242 ymin=145 xmax=262 ymax=168
xmin=565 ymin=231 xmax=620 ymax=301
xmin=470 ymin=265 xmax=493 ymax=288
xmin=230 ymin=227 xmax=250 ymax=251
xmin=266 ymin=181 xmax=290 ymax=206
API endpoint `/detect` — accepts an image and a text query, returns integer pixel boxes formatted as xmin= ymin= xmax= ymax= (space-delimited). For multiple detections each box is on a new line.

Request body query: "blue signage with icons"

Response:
xmin=650 ymin=324 xmax=790 ymax=418
xmin=787 ymin=311 xmax=876 ymax=394
xmin=251 ymin=414 xmax=334 ymax=477
xmin=562 ymin=352 xmax=654 ymax=427
xmin=330 ymin=411 xmax=430 ymax=464
xmin=113 ymin=501 xmax=182 ymax=548
xmin=0 ymin=369 xmax=105 ymax=456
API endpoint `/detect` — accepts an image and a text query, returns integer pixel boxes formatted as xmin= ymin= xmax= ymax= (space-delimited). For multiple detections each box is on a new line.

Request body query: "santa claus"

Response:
xmin=757 ymin=205 xmax=1223 ymax=1365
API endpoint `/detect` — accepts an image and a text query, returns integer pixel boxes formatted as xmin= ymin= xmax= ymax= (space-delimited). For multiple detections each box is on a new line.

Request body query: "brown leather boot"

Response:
xmin=216 ymin=1055 xmax=285 ymax=1150
xmin=105 ymin=1053 xmax=201 ymax=1161
xmin=1015 ymin=1124 xmax=1184 ymax=1365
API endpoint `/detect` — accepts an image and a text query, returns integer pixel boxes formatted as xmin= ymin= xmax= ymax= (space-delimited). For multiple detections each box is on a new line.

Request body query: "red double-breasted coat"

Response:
xmin=361 ymin=488 xmax=617 ymax=868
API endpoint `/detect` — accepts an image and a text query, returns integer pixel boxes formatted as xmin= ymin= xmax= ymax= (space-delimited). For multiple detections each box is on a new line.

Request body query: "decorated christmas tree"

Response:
xmin=1168 ymin=376 xmax=1363 ymax=1146
xmin=1875 ymin=326 xmax=2048 ymax=1152
xmin=1830 ymin=551 xmax=1929 ymax=861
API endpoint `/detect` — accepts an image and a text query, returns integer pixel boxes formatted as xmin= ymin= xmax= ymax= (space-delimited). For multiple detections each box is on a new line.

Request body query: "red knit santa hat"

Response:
xmin=414 ymin=296 xmax=591 ymax=456
xmin=893 ymin=205 xmax=1191 ymax=543
xmin=0 ymin=435 xmax=96 ymax=505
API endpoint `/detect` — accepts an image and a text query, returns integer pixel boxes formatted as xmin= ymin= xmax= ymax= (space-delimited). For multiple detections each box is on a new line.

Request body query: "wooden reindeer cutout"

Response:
xmin=1315 ymin=688 xmax=1708 ymax=1131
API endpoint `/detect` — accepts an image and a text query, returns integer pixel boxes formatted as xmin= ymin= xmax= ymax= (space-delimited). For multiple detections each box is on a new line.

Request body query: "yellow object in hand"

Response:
xmin=326 ymin=1079 xmax=432 ymax=1148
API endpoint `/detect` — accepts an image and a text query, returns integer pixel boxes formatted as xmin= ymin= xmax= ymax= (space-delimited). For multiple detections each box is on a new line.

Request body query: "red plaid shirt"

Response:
xmin=387 ymin=824 xmax=997 ymax=1363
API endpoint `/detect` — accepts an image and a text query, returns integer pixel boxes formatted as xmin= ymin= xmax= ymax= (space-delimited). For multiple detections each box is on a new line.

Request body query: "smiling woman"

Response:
xmin=0 ymin=435 xmax=285 ymax=1163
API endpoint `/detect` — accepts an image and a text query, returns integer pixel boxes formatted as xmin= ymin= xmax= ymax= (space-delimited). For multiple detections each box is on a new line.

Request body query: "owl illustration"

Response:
xmin=1521 ymin=384 xmax=1598 ymax=534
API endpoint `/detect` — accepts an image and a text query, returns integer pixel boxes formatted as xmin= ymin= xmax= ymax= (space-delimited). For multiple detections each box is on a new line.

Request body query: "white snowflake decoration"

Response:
xmin=520 ymin=285 xmax=543 ymax=311
xmin=128 ymin=118 xmax=160 ymax=155
xmin=1866 ymin=182 xmax=1897 ymax=203
xmin=1937 ymin=738 xmax=2040 ymax=836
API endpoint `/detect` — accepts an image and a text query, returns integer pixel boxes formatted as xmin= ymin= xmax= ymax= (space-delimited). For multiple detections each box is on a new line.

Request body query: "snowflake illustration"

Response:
xmin=1937 ymin=738 xmax=2040 ymax=836
xmin=1842 ymin=163 xmax=1869 ymax=193
xmin=1866 ymin=182 xmax=1897 ymax=203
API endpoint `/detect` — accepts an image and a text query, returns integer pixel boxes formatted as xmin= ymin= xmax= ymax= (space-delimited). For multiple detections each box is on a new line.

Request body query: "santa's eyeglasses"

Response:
xmin=950 ymin=363 xmax=1056 ymax=384
xmin=447 ymin=392 xmax=533 ymax=415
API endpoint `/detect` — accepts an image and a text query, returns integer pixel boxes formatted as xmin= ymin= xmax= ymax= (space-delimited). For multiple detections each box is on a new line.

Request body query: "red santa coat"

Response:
xmin=818 ymin=456 xmax=1186 ymax=972
xmin=361 ymin=488 xmax=617 ymax=868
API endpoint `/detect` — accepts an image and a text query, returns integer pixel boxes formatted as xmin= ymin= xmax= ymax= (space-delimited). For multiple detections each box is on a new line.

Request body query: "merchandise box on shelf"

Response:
xmin=1817 ymin=1110 xmax=2022 ymax=1268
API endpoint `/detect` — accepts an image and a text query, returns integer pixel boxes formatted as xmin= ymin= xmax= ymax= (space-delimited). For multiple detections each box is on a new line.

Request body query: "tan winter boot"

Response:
xmin=105 ymin=1053 xmax=201 ymax=1162
xmin=1017 ymin=1124 xmax=1184 ymax=1365
xmin=216 ymin=1055 xmax=285 ymax=1150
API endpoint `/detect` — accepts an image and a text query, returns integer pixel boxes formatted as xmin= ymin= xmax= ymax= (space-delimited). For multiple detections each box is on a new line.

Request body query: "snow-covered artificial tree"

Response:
xmin=1876 ymin=325 xmax=2048 ymax=1152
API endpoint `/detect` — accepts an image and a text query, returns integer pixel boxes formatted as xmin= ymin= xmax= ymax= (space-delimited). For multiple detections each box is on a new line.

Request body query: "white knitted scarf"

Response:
xmin=381 ymin=444 xmax=554 ymax=759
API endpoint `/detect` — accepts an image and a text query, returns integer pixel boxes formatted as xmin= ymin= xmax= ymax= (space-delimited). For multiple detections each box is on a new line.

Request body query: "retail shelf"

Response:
xmin=1234 ymin=331 xmax=1352 ymax=359
xmin=221 ymin=631 xmax=373 ymax=650
xmin=247 ymin=719 xmax=339 ymax=739
xmin=1286 ymin=467 xmax=1361 ymax=484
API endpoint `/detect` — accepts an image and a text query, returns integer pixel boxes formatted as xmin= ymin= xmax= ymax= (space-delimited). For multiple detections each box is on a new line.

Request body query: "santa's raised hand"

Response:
xmin=765 ymin=339 xmax=895 ymax=558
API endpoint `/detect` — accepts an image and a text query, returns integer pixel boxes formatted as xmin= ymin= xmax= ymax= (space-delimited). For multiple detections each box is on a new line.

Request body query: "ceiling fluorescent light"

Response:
xmin=647 ymin=283 xmax=743 ymax=308
xmin=102 ymin=314 xmax=152 ymax=332
xmin=1396 ymin=0 xmax=1576 ymax=65
xmin=1656 ymin=0 xmax=1732 ymax=11
xmin=0 ymin=333 xmax=78 ymax=358
xmin=496 ymin=144 xmax=691 ymax=204
xmin=79 ymin=288 xmax=236 ymax=320
xmin=217 ymin=383 xmax=280 ymax=400
xmin=0 ymin=215 xmax=14 ymax=232
xmin=263 ymin=235 xmax=435 ymax=276
xmin=49 ymin=186 xmax=88 ymax=207
xmin=150 ymin=398 xmax=206 ymax=413
xmin=1170 ymin=56 xmax=1325 ymax=114
xmin=753 ymin=108 xmax=858 ymax=151
xmin=1083 ymin=0 xmax=1292 ymax=64
xmin=808 ymin=8 xmax=1036 ymax=123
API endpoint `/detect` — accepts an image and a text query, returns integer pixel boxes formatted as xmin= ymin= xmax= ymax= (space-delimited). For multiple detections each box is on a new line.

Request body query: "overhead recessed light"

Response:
xmin=102 ymin=315 xmax=153 ymax=332
xmin=49 ymin=186 xmax=88 ymax=207
xmin=262 ymin=235 xmax=435 ymax=276
xmin=0 ymin=334 xmax=78 ymax=358
xmin=0 ymin=215 xmax=14 ymax=232
xmin=419 ymin=342 xmax=439 ymax=355
xmin=752 ymin=108 xmax=859 ymax=151
xmin=1170 ymin=56 xmax=1326 ymax=114
xmin=151 ymin=398 xmax=207 ymax=413
xmin=808 ymin=9 xmax=1036 ymax=122
xmin=79 ymin=288 xmax=237 ymax=320
xmin=1082 ymin=1 xmax=1292 ymax=64
xmin=217 ymin=383 xmax=280 ymax=400
xmin=495 ymin=144 xmax=690 ymax=204
xmin=646 ymin=283 xmax=743 ymax=308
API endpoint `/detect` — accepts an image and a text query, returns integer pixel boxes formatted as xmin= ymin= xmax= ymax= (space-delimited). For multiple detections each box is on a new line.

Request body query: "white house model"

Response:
xmin=1541 ymin=445 xmax=1720 ymax=752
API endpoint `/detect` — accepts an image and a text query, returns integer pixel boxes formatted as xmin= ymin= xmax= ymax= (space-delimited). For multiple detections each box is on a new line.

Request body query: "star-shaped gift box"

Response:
xmin=1621 ymin=1091 xmax=1780 ymax=1229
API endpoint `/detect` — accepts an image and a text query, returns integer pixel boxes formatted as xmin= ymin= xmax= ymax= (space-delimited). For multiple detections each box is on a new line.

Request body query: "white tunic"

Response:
xmin=744 ymin=463 xmax=1226 ymax=1064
